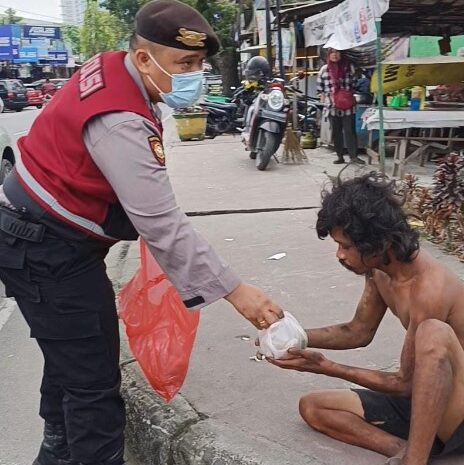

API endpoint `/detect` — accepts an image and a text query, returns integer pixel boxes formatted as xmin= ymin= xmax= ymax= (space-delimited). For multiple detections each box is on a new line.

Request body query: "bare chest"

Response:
xmin=375 ymin=279 xmax=412 ymax=328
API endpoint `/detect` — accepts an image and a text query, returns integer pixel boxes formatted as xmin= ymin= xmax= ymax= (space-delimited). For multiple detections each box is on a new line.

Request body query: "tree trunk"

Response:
xmin=217 ymin=47 xmax=240 ymax=97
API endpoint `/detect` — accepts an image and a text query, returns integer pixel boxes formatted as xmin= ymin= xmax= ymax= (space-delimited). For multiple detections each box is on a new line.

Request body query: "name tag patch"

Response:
xmin=79 ymin=53 xmax=105 ymax=99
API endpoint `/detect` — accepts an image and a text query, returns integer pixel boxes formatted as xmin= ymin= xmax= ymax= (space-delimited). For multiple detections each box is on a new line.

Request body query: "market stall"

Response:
xmin=366 ymin=55 xmax=464 ymax=178
xmin=280 ymin=0 xmax=464 ymax=176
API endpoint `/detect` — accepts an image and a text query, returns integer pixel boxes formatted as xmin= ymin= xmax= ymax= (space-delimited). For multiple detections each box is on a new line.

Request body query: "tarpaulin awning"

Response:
xmin=303 ymin=0 xmax=389 ymax=49
xmin=371 ymin=56 xmax=464 ymax=93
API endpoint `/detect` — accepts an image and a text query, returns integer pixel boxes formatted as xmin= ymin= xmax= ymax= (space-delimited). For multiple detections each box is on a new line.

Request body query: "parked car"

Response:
xmin=26 ymin=88 xmax=44 ymax=109
xmin=0 ymin=79 xmax=29 ymax=112
xmin=0 ymin=126 xmax=15 ymax=184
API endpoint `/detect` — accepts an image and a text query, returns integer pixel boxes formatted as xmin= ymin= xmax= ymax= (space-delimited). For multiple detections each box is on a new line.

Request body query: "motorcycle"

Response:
xmin=199 ymin=100 xmax=238 ymax=137
xmin=199 ymin=81 xmax=262 ymax=137
xmin=241 ymin=78 xmax=289 ymax=171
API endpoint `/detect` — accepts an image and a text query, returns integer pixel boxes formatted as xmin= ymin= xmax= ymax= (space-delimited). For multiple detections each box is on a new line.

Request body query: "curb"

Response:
xmin=120 ymin=356 xmax=326 ymax=465
xmin=116 ymin=242 xmax=326 ymax=465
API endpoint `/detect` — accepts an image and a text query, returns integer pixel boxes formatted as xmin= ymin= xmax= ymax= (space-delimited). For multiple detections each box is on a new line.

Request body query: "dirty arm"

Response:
xmin=306 ymin=276 xmax=388 ymax=350
xmin=273 ymin=317 xmax=419 ymax=396
xmin=323 ymin=320 xmax=417 ymax=396
xmin=322 ymin=291 xmax=446 ymax=395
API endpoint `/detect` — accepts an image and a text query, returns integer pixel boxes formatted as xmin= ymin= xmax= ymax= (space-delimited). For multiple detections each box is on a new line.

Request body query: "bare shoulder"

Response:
xmin=411 ymin=250 xmax=464 ymax=318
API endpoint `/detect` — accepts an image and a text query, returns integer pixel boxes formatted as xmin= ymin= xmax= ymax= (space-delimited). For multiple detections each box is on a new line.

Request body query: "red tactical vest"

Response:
xmin=14 ymin=51 xmax=162 ymax=240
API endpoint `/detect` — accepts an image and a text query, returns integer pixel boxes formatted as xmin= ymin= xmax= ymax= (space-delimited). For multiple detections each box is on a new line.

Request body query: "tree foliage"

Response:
xmin=62 ymin=25 xmax=81 ymax=56
xmin=102 ymin=0 xmax=238 ymax=50
xmin=0 ymin=8 xmax=22 ymax=24
xmin=80 ymin=0 xmax=125 ymax=59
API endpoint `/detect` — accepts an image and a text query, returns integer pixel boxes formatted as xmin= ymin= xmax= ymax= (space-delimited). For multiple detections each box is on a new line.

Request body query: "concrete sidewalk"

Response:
xmin=114 ymin=135 xmax=462 ymax=465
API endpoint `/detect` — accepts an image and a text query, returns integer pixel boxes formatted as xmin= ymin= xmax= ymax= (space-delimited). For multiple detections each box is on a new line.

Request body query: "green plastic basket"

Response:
xmin=205 ymin=95 xmax=231 ymax=104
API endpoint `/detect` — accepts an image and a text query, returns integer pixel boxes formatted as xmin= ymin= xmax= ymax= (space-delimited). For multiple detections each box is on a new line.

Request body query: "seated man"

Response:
xmin=271 ymin=173 xmax=464 ymax=465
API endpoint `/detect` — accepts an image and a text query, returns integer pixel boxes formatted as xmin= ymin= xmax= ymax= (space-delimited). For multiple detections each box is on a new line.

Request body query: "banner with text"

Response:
xmin=304 ymin=0 xmax=389 ymax=50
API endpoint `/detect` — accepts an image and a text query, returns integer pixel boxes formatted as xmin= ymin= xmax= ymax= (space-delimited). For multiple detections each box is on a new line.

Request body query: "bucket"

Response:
xmin=172 ymin=112 xmax=208 ymax=141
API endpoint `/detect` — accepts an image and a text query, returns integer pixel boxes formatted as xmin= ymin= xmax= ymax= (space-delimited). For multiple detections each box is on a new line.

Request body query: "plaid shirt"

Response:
xmin=317 ymin=64 xmax=356 ymax=116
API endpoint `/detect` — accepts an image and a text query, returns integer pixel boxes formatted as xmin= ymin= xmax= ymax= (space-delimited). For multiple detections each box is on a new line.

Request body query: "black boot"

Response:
xmin=32 ymin=423 xmax=73 ymax=465
xmin=333 ymin=156 xmax=345 ymax=164
xmin=350 ymin=156 xmax=366 ymax=165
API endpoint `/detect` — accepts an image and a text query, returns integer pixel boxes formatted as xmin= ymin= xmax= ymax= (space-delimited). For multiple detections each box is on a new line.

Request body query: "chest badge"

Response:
xmin=148 ymin=136 xmax=165 ymax=166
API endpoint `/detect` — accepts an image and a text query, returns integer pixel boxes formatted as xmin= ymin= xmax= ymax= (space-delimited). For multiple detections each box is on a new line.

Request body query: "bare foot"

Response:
xmin=384 ymin=458 xmax=401 ymax=465
xmin=385 ymin=445 xmax=406 ymax=465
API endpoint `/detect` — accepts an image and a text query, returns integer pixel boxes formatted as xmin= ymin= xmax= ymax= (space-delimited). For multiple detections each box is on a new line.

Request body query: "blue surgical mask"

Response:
xmin=146 ymin=51 xmax=203 ymax=108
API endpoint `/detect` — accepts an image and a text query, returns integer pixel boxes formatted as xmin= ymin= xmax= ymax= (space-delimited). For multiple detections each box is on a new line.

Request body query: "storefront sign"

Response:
xmin=14 ymin=47 xmax=39 ymax=63
xmin=371 ymin=57 xmax=464 ymax=93
xmin=23 ymin=25 xmax=61 ymax=40
xmin=0 ymin=25 xmax=20 ymax=60
xmin=46 ymin=50 xmax=68 ymax=64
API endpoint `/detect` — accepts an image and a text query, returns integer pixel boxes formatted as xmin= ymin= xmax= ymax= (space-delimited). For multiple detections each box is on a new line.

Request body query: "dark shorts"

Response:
xmin=353 ymin=389 xmax=464 ymax=457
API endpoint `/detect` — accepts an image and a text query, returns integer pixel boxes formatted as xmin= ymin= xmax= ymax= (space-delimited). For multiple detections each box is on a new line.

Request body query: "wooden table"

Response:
xmin=364 ymin=109 xmax=464 ymax=178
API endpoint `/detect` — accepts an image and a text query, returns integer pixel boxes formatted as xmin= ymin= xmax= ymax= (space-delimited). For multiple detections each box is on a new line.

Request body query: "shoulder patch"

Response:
xmin=148 ymin=135 xmax=165 ymax=166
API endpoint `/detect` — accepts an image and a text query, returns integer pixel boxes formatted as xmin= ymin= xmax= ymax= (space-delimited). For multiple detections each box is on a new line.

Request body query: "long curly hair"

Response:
xmin=316 ymin=173 xmax=419 ymax=263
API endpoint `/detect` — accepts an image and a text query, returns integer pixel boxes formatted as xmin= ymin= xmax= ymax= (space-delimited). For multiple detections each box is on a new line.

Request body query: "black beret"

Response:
xmin=135 ymin=0 xmax=220 ymax=56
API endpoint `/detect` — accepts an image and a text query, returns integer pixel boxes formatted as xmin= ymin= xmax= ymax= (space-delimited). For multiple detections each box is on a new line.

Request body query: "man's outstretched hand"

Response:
xmin=268 ymin=348 xmax=331 ymax=374
xmin=225 ymin=283 xmax=283 ymax=330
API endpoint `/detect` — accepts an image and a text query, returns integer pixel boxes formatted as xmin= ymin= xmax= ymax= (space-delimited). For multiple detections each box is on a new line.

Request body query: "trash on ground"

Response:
xmin=267 ymin=252 xmax=287 ymax=261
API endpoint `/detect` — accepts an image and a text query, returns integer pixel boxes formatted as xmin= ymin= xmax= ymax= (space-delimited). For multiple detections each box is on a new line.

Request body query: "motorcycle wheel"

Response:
xmin=256 ymin=130 xmax=281 ymax=171
xmin=249 ymin=151 xmax=257 ymax=160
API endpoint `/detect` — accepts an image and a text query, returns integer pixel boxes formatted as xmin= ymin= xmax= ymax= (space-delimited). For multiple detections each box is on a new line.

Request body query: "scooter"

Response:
xmin=199 ymin=100 xmax=238 ymax=136
xmin=241 ymin=78 xmax=289 ymax=171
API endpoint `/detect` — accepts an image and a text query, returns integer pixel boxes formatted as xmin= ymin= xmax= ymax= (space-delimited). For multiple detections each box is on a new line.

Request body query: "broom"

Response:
xmin=281 ymin=127 xmax=308 ymax=164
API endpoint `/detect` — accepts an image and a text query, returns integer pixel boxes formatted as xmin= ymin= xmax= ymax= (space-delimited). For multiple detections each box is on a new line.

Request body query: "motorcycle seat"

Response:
xmin=202 ymin=101 xmax=237 ymax=111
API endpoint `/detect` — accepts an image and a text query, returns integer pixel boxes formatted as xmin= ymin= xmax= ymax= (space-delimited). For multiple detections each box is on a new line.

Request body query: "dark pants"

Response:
xmin=330 ymin=113 xmax=358 ymax=160
xmin=0 ymin=221 xmax=125 ymax=464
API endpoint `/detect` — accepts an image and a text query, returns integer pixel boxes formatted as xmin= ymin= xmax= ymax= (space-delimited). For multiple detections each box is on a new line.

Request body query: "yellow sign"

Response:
xmin=371 ymin=58 xmax=464 ymax=93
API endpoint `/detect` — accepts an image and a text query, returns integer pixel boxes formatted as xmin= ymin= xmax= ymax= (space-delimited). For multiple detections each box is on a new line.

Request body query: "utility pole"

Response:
xmin=275 ymin=0 xmax=284 ymax=79
xmin=264 ymin=0 xmax=273 ymax=71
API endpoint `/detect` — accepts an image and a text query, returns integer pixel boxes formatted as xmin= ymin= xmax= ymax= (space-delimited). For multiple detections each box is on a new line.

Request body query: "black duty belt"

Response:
xmin=0 ymin=207 xmax=45 ymax=243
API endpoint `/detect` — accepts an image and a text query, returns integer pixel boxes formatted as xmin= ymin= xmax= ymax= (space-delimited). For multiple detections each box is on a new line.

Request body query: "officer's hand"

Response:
xmin=225 ymin=283 xmax=284 ymax=330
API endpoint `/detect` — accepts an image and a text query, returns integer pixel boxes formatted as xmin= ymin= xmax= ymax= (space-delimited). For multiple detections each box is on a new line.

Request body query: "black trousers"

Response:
xmin=0 ymin=222 xmax=125 ymax=464
xmin=329 ymin=113 xmax=358 ymax=160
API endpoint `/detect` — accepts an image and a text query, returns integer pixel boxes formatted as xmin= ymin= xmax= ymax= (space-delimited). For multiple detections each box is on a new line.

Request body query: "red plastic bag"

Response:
xmin=118 ymin=241 xmax=200 ymax=402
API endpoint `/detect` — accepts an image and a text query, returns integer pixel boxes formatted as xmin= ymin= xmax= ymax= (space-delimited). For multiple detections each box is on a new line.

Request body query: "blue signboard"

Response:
xmin=46 ymin=51 xmax=68 ymax=64
xmin=29 ymin=38 xmax=51 ymax=59
xmin=23 ymin=25 xmax=61 ymax=40
xmin=14 ymin=47 xmax=39 ymax=64
xmin=0 ymin=25 xmax=20 ymax=60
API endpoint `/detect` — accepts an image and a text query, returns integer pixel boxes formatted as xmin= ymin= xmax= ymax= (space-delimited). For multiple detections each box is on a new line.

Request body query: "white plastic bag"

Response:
xmin=258 ymin=311 xmax=308 ymax=360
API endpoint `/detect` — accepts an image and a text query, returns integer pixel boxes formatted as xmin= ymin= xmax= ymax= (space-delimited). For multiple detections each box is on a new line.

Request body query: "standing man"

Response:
xmin=270 ymin=174 xmax=464 ymax=465
xmin=0 ymin=2 xmax=283 ymax=465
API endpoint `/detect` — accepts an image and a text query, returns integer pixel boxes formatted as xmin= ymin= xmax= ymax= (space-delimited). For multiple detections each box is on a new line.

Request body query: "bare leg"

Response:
xmin=402 ymin=319 xmax=464 ymax=465
xmin=299 ymin=390 xmax=406 ymax=457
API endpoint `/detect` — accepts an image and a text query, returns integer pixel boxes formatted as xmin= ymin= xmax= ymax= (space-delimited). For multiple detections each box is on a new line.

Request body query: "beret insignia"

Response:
xmin=176 ymin=28 xmax=207 ymax=48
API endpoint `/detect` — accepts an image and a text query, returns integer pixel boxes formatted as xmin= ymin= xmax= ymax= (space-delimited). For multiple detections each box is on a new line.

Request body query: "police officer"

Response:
xmin=0 ymin=1 xmax=283 ymax=464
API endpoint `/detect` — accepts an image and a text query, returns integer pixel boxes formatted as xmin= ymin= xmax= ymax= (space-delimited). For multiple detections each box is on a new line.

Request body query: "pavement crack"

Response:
xmin=185 ymin=206 xmax=319 ymax=217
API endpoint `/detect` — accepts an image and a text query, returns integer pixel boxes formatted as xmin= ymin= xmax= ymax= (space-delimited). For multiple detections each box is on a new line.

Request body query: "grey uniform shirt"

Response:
xmin=83 ymin=54 xmax=241 ymax=309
